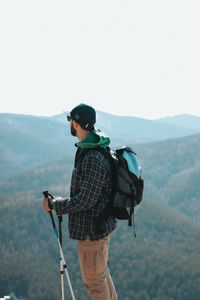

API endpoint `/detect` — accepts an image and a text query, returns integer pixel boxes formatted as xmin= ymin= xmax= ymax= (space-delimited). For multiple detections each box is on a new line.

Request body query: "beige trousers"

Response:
xmin=78 ymin=235 xmax=117 ymax=300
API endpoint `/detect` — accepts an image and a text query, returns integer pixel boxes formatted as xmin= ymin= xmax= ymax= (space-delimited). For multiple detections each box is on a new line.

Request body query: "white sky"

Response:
xmin=0 ymin=0 xmax=200 ymax=119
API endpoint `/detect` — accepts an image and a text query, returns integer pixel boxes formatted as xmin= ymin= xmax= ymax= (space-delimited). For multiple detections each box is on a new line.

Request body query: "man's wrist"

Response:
xmin=52 ymin=199 xmax=56 ymax=210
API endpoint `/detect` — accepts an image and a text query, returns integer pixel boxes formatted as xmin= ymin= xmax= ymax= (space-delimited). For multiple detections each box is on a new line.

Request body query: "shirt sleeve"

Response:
xmin=53 ymin=153 xmax=108 ymax=215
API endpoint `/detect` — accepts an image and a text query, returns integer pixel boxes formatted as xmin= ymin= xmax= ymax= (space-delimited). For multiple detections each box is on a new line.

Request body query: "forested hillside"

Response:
xmin=133 ymin=133 xmax=200 ymax=225
xmin=0 ymin=113 xmax=200 ymax=299
xmin=0 ymin=194 xmax=199 ymax=300
xmin=0 ymin=133 xmax=199 ymax=226
xmin=0 ymin=113 xmax=75 ymax=180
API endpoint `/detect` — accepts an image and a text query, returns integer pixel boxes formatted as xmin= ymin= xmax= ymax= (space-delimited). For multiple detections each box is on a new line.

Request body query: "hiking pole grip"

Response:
xmin=43 ymin=190 xmax=53 ymax=210
xmin=43 ymin=190 xmax=48 ymax=198
xmin=43 ymin=190 xmax=56 ymax=230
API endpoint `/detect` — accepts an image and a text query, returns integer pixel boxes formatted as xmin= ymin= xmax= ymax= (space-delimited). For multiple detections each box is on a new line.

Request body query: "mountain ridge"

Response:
xmin=157 ymin=113 xmax=200 ymax=131
xmin=1 ymin=112 xmax=200 ymax=180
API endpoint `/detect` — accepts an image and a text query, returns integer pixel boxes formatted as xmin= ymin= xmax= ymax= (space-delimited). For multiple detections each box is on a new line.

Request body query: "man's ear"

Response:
xmin=73 ymin=120 xmax=81 ymax=130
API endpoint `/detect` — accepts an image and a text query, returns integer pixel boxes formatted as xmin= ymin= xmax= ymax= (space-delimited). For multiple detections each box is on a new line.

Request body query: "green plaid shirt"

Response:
xmin=54 ymin=148 xmax=116 ymax=240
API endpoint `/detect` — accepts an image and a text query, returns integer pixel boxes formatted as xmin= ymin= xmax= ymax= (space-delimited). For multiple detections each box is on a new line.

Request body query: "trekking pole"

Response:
xmin=43 ymin=191 xmax=76 ymax=300
xmin=58 ymin=215 xmax=65 ymax=300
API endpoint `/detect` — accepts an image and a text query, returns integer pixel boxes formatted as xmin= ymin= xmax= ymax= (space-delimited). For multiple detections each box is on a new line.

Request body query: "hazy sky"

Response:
xmin=0 ymin=0 xmax=199 ymax=119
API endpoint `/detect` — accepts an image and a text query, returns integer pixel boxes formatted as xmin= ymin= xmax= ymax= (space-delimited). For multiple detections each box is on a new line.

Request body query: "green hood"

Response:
xmin=76 ymin=128 xmax=110 ymax=149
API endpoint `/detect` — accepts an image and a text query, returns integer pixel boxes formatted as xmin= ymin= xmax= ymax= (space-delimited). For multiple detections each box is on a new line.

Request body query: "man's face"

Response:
xmin=70 ymin=120 xmax=77 ymax=137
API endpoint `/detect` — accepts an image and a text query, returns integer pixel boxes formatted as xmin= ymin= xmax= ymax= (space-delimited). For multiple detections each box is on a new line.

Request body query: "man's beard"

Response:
xmin=70 ymin=123 xmax=77 ymax=136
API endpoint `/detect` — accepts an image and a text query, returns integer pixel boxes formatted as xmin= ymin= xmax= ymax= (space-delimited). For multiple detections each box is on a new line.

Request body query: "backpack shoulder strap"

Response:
xmin=93 ymin=147 xmax=118 ymax=181
xmin=74 ymin=147 xmax=112 ymax=167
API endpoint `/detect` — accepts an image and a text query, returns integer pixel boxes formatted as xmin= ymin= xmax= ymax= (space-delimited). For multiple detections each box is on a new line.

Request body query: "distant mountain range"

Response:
xmin=0 ymin=113 xmax=75 ymax=179
xmin=52 ymin=111 xmax=200 ymax=144
xmin=158 ymin=114 xmax=200 ymax=131
xmin=1 ymin=112 xmax=200 ymax=179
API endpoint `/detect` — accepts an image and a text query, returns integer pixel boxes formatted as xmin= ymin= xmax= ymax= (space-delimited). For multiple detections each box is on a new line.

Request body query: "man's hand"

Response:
xmin=42 ymin=197 xmax=61 ymax=216
xmin=42 ymin=197 xmax=53 ymax=213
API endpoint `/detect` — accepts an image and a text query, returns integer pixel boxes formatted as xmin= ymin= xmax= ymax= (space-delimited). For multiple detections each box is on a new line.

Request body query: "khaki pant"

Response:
xmin=78 ymin=235 xmax=117 ymax=300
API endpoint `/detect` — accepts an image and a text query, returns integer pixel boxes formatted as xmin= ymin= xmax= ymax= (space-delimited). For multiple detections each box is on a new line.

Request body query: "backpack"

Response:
xmin=78 ymin=146 xmax=144 ymax=236
xmin=108 ymin=147 xmax=143 ymax=219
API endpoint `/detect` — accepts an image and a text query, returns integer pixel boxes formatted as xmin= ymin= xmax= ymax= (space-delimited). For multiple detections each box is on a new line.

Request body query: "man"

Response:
xmin=43 ymin=103 xmax=117 ymax=300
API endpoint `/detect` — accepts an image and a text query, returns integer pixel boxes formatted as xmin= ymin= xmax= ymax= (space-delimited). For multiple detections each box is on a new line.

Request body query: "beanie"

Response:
xmin=67 ymin=104 xmax=96 ymax=130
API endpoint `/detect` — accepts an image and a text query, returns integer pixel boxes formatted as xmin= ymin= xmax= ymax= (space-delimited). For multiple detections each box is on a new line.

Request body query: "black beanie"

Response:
xmin=68 ymin=104 xmax=96 ymax=130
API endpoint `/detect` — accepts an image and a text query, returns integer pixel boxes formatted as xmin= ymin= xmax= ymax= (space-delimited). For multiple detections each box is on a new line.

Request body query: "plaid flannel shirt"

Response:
xmin=54 ymin=147 xmax=116 ymax=240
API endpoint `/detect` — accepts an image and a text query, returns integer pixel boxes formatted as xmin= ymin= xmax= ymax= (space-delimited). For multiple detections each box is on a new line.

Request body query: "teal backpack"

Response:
xmin=94 ymin=146 xmax=144 ymax=236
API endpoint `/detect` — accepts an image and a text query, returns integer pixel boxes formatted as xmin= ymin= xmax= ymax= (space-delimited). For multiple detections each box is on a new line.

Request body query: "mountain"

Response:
xmin=0 ymin=193 xmax=199 ymax=300
xmin=0 ymin=113 xmax=76 ymax=179
xmin=0 ymin=133 xmax=199 ymax=227
xmin=133 ymin=133 xmax=200 ymax=225
xmin=52 ymin=110 xmax=200 ymax=144
xmin=0 ymin=155 xmax=74 ymax=199
xmin=157 ymin=114 xmax=200 ymax=131
xmin=1 ymin=113 xmax=200 ymax=299
xmin=1 ymin=112 xmax=199 ymax=179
